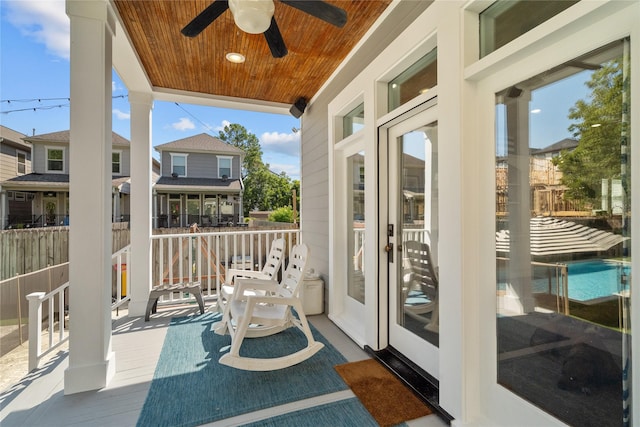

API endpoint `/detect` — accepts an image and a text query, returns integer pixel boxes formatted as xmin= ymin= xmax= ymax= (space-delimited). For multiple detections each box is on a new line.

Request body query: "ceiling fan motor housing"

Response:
xmin=228 ymin=0 xmax=275 ymax=34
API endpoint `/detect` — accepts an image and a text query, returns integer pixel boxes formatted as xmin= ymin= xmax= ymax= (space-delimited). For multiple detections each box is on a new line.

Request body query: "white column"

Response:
xmin=128 ymin=91 xmax=154 ymax=317
xmin=64 ymin=0 xmax=116 ymax=394
xmin=504 ymin=88 xmax=534 ymax=314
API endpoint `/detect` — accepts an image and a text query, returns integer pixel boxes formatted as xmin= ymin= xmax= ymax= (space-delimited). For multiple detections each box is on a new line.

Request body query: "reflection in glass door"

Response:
xmin=495 ymin=39 xmax=631 ymax=427
xmin=387 ymin=107 xmax=439 ymax=377
xmin=347 ymin=152 xmax=365 ymax=304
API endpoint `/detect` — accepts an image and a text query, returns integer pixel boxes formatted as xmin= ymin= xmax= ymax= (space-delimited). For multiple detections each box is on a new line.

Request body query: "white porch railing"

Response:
xmin=26 ymin=283 xmax=69 ymax=371
xmin=24 ymin=245 xmax=132 ymax=371
xmin=25 ymin=230 xmax=299 ymax=371
xmin=150 ymin=228 xmax=300 ymax=306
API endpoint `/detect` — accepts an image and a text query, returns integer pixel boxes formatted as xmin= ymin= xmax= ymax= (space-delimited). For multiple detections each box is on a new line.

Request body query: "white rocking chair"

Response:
xmin=403 ymin=240 xmax=439 ymax=333
xmin=217 ymin=237 xmax=285 ymax=313
xmin=215 ymin=243 xmax=324 ymax=371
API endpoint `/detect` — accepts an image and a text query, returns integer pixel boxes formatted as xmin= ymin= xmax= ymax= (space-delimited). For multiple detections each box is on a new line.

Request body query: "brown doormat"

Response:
xmin=335 ymin=358 xmax=433 ymax=427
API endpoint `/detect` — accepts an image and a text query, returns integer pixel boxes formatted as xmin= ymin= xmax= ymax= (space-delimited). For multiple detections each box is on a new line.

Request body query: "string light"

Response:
xmin=0 ymin=95 xmax=128 ymax=114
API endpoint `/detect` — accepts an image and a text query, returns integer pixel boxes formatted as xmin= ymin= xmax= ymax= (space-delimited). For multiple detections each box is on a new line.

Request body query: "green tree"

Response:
xmin=218 ymin=123 xmax=297 ymax=217
xmin=553 ymin=59 xmax=624 ymax=209
xmin=268 ymin=206 xmax=297 ymax=223
xmin=218 ymin=123 xmax=263 ymax=177
xmin=243 ymin=165 xmax=295 ymax=216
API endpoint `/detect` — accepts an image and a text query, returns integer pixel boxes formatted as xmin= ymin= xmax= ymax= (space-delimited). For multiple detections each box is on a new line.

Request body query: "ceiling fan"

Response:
xmin=181 ymin=0 xmax=347 ymax=58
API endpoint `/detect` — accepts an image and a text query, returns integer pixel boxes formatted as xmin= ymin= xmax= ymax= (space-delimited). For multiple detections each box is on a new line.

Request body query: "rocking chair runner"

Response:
xmin=214 ymin=243 xmax=324 ymax=371
xmin=217 ymin=238 xmax=285 ymax=313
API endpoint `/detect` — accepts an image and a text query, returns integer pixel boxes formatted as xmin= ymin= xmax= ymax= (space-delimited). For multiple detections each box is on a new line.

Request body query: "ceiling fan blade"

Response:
xmin=280 ymin=0 xmax=347 ymax=28
xmin=181 ymin=0 xmax=229 ymax=38
xmin=263 ymin=17 xmax=288 ymax=58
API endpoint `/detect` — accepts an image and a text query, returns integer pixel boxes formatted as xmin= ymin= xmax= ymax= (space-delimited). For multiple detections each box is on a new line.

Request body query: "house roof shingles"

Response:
xmin=0 ymin=126 xmax=30 ymax=150
xmin=154 ymin=133 xmax=244 ymax=155
xmin=24 ymin=130 xmax=130 ymax=147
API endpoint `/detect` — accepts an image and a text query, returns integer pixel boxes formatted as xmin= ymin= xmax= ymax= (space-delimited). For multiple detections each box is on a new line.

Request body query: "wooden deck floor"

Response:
xmin=0 ymin=305 xmax=447 ymax=427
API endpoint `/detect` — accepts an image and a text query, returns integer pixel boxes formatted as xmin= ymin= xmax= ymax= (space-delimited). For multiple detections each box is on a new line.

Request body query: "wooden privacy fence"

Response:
xmin=0 ymin=223 xmax=130 ymax=281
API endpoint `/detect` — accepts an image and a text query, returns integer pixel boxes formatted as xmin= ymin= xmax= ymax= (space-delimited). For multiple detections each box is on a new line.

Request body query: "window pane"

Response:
xmin=388 ymin=48 xmax=437 ymax=111
xmin=112 ymin=152 xmax=121 ymax=174
xmin=480 ymin=0 xmax=579 ymax=58
xmin=172 ymin=155 xmax=186 ymax=176
xmin=343 ymin=103 xmax=365 ymax=139
xmin=47 ymin=149 xmax=63 ymax=171
xmin=17 ymin=152 xmax=26 ymax=174
xmin=219 ymin=158 xmax=231 ymax=178
xmin=348 ymin=152 xmax=365 ymax=303
xmin=495 ymin=39 xmax=631 ymax=426
xmin=399 ymin=122 xmax=439 ymax=347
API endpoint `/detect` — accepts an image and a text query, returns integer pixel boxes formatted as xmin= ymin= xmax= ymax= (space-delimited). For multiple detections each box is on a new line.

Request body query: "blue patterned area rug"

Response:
xmin=136 ymin=312 xmax=349 ymax=427
xmin=243 ymin=397 xmax=379 ymax=427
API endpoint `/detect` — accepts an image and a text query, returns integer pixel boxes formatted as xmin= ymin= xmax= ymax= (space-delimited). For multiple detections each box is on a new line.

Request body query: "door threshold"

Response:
xmin=365 ymin=345 xmax=454 ymax=424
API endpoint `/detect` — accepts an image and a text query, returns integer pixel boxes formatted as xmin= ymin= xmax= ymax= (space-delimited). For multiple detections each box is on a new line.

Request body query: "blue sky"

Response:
xmin=0 ymin=0 xmax=302 ymax=179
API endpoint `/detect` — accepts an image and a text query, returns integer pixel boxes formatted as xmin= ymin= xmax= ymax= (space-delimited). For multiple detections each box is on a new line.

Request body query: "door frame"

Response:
xmin=378 ymin=95 xmax=440 ymax=377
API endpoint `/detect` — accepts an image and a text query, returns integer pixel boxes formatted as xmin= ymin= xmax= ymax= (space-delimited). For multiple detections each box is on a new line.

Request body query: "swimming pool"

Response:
xmin=498 ymin=259 xmax=631 ymax=302
xmin=563 ymin=259 xmax=631 ymax=301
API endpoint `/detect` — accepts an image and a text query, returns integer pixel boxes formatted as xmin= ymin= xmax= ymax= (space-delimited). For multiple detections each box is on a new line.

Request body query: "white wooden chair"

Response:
xmin=403 ymin=240 xmax=439 ymax=332
xmin=217 ymin=237 xmax=285 ymax=313
xmin=214 ymin=243 xmax=324 ymax=371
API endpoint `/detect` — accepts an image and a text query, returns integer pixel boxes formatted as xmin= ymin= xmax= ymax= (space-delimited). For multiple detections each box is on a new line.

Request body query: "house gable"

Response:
xmin=156 ymin=133 xmax=244 ymax=180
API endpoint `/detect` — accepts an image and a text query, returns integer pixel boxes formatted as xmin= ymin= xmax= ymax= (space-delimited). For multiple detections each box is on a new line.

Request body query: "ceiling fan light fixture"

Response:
xmin=228 ymin=0 xmax=275 ymax=34
xmin=226 ymin=52 xmax=246 ymax=63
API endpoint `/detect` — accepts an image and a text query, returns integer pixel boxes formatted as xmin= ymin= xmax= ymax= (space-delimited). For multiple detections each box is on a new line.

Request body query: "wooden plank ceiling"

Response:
xmin=113 ymin=0 xmax=392 ymax=106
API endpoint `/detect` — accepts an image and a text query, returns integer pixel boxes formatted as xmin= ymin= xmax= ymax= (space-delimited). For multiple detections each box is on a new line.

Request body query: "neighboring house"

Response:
xmin=0 ymin=126 xmax=31 ymax=229
xmin=154 ymin=133 xmax=245 ymax=228
xmin=496 ymin=138 xmax=581 ymax=216
xmin=0 ymin=130 xmax=142 ymax=228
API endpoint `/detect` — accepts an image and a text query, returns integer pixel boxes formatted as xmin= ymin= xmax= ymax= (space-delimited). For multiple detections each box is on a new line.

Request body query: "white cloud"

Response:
xmin=260 ymin=131 xmax=300 ymax=157
xmin=268 ymin=163 xmax=300 ymax=180
xmin=5 ymin=0 xmax=70 ymax=60
xmin=215 ymin=120 xmax=231 ymax=132
xmin=172 ymin=117 xmax=195 ymax=131
xmin=112 ymin=109 xmax=130 ymax=120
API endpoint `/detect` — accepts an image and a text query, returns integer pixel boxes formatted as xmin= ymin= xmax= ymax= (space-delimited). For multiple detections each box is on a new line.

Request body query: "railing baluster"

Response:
xmin=59 ymin=288 xmax=65 ymax=342
xmin=48 ymin=295 xmax=54 ymax=349
xmin=169 ymin=238 xmax=174 ymax=286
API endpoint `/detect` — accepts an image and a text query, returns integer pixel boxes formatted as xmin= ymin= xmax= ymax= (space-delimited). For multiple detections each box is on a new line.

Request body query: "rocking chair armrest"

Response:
xmin=245 ymin=294 xmax=298 ymax=306
xmin=225 ymin=268 xmax=269 ymax=285
xmin=232 ymin=277 xmax=279 ymax=299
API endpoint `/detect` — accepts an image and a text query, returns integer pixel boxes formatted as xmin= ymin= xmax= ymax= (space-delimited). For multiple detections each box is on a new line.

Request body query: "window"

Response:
xmin=480 ymin=0 xmax=579 ymax=58
xmin=17 ymin=150 xmax=26 ymax=174
xmin=348 ymin=152 xmax=365 ymax=303
xmin=343 ymin=103 xmax=365 ymax=138
xmin=388 ymin=48 xmax=437 ymax=111
xmin=495 ymin=39 xmax=631 ymax=427
xmin=46 ymin=147 xmax=64 ymax=172
xmin=112 ymin=151 xmax=122 ymax=175
xmin=218 ymin=156 xmax=232 ymax=178
xmin=171 ymin=153 xmax=187 ymax=177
